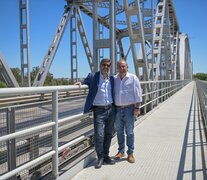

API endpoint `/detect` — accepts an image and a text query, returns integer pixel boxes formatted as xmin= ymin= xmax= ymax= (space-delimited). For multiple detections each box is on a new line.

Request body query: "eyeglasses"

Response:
xmin=101 ymin=63 xmax=111 ymax=67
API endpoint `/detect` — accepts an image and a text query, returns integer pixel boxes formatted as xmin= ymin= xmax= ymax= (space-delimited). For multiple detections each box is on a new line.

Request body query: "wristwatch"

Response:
xmin=134 ymin=107 xmax=139 ymax=110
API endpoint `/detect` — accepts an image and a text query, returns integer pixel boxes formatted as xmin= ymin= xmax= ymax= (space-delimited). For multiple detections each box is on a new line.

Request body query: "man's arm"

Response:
xmin=74 ymin=73 xmax=93 ymax=86
xmin=134 ymin=102 xmax=141 ymax=109
xmin=134 ymin=102 xmax=141 ymax=117
xmin=134 ymin=76 xmax=142 ymax=117
xmin=83 ymin=73 xmax=93 ymax=86
xmin=134 ymin=76 xmax=142 ymax=102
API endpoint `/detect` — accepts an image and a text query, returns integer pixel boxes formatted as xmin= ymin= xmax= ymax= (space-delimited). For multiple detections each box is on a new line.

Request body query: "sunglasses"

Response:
xmin=101 ymin=63 xmax=111 ymax=67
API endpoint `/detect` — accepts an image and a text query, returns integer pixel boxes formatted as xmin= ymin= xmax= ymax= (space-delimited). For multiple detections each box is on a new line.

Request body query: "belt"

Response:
xmin=116 ymin=104 xmax=133 ymax=108
xmin=93 ymin=104 xmax=113 ymax=109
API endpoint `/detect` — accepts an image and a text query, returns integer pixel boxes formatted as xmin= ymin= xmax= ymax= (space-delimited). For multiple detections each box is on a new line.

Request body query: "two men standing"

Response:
xmin=76 ymin=58 xmax=142 ymax=168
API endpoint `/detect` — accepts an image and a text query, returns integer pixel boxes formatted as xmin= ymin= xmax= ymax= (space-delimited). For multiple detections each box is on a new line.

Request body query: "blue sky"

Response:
xmin=0 ymin=0 xmax=206 ymax=79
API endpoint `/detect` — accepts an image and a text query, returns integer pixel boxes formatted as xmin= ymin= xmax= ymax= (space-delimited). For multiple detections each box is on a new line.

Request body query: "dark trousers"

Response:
xmin=93 ymin=106 xmax=115 ymax=159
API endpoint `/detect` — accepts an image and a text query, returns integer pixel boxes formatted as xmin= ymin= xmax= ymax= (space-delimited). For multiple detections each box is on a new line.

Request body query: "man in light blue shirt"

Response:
xmin=114 ymin=59 xmax=142 ymax=163
xmin=75 ymin=58 xmax=115 ymax=169
xmin=93 ymin=73 xmax=113 ymax=106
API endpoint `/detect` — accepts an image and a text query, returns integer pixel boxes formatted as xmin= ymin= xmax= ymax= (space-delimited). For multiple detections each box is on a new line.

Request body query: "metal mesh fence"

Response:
xmin=0 ymin=91 xmax=88 ymax=178
xmin=15 ymin=102 xmax=53 ymax=132
xmin=0 ymin=141 xmax=7 ymax=175
xmin=0 ymin=108 xmax=8 ymax=136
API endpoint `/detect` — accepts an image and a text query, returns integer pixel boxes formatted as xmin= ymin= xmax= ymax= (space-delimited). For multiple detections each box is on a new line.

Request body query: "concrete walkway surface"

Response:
xmin=61 ymin=82 xmax=207 ymax=180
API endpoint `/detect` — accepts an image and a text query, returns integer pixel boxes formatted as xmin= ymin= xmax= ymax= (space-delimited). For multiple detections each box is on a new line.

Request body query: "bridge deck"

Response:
xmin=62 ymin=82 xmax=207 ymax=180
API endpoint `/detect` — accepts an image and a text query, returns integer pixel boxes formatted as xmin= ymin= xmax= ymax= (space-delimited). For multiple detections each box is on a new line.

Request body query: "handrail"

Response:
xmin=0 ymin=85 xmax=88 ymax=97
xmin=195 ymin=79 xmax=207 ymax=136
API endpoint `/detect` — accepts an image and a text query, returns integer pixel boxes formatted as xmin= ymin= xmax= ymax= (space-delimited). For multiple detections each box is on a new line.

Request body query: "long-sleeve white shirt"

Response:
xmin=114 ymin=72 xmax=142 ymax=106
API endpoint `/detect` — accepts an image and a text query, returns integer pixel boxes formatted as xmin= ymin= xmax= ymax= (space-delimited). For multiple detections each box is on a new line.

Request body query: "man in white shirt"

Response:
xmin=114 ymin=60 xmax=142 ymax=163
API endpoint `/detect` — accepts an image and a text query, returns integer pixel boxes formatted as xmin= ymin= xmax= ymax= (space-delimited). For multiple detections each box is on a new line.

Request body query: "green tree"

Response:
xmin=31 ymin=66 xmax=39 ymax=83
xmin=193 ymin=73 xmax=207 ymax=81
xmin=11 ymin=67 xmax=21 ymax=84
xmin=0 ymin=81 xmax=7 ymax=88
xmin=44 ymin=72 xmax=54 ymax=86
xmin=52 ymin=78 xmax=69 ymax=85
xmin=31 ymin=66 xmax=54 ymax=86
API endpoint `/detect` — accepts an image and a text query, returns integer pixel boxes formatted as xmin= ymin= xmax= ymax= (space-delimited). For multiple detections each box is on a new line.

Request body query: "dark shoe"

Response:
xmin=127 ymin=153 xmax=135 ymax=163
xmin=104 ymin=157 xmax=115 ymax=165
xmin=114 ymin=152 xmax=125 ymax=160
xmin=95 ymin=158 xmax=104 ymax=169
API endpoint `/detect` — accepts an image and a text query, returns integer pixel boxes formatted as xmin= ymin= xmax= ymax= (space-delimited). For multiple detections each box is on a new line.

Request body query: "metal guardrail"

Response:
xmin=195 ymin=79 xmax=207 ymax=136
xmin=0 ymin=80 xmax=191 ymax=179
xmin=0 ymin=88 xmax=88 ymax=108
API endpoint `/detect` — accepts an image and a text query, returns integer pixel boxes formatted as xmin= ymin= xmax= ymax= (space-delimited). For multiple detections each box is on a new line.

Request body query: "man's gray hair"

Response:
xmin=100 ymin=58 xmax=111 ymax=64
xmin=117 ymin=59 xmax=128 ymax=67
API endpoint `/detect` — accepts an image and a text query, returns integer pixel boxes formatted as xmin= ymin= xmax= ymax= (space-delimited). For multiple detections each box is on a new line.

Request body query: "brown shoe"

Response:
xmin=127 ymin=154 xmax=135 ymax=163
xmin=114 ymin=152 xmax=125 ymax=159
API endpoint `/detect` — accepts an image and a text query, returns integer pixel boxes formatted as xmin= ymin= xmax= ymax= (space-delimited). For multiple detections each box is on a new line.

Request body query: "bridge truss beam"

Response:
xmin=0 ymin=0 xmax=193 ymax=87
xmin=0 ymin=52 xmax=19 ymax=87
xmin=19 ymin=0 xmax=31 ymax=87
xmin=32 ymin=0 xmax=185 ymax=85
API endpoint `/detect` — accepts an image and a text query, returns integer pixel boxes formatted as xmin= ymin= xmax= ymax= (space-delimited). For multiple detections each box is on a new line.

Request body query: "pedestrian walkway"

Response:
xmin=63 ymin=82 xmax=207 ymax=180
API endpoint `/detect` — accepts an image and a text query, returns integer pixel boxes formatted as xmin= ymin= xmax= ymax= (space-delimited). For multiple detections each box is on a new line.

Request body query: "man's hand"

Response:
xmin=74 ymin=82 xmax=81 ymax=86
xmin=134 ymin=108 xmax=140 ymax=117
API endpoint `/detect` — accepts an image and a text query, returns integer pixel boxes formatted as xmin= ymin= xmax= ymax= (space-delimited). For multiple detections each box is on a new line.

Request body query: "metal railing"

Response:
xmin=195 ymin=79 xmax=207 ymax=136
xmin=0 ymin=80 xmax=191 ymax=179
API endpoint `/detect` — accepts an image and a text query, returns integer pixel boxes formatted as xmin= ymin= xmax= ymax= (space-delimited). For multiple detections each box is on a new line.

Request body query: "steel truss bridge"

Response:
xmin=0 ymin=1 xmax=195 ymax=178
xmin=0 ymin=0 xmax=192 ymax=87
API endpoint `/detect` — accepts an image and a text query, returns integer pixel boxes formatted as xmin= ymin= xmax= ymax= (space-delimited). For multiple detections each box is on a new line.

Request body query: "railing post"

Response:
xmin=166 ymin=81 xmax=169 ymax=98
xmin=143 ymin=84 xmax=147 ymax=114
xmin=164 ymin=81 xmax=167 ymax=100
xmin=150 ymin=82 xmax=153 ymax=110
xmin=163 ymin=81 xmax=165 ymax=102
xmin=6 ymin=107 xmax=16 ymax=180
xmin=158 ymin=82 xmax=161 ymax=103
xmin=52 ymin=90 xmax=59 ymax=178
xmin=156 ymin=82 xmax=158 ymax=106
xmin=168 ymin=81 xmax=170 ymax=98
xmin=161 ymin=81 xmax=164 ymax=102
